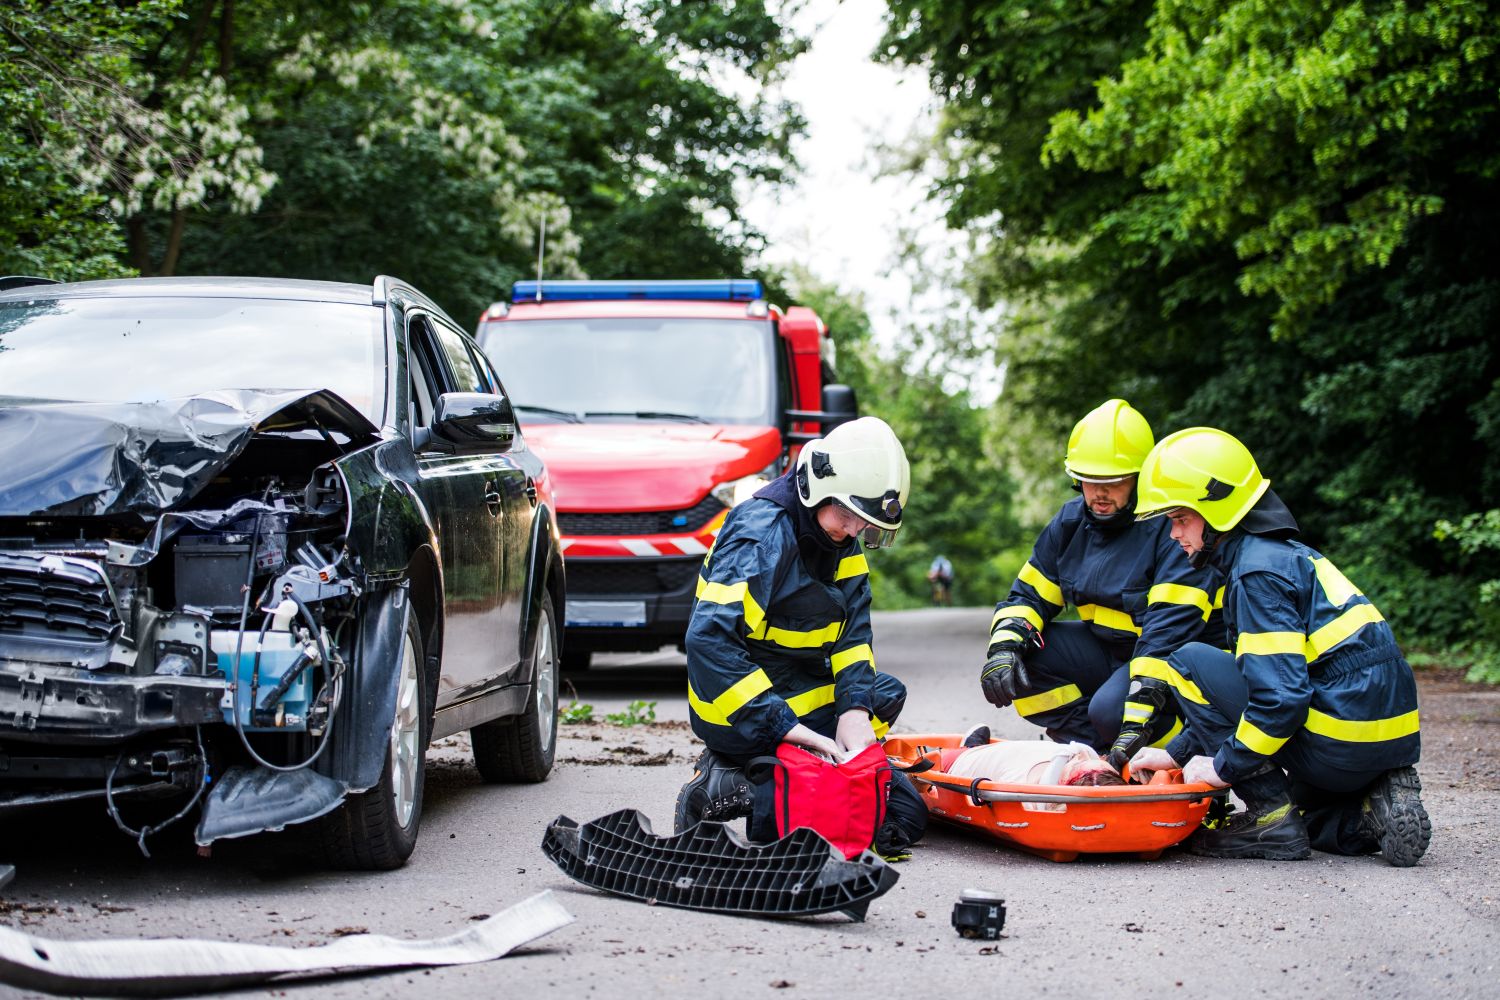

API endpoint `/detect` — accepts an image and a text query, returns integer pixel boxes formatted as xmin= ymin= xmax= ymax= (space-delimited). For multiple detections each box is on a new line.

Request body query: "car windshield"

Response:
xmin=0 ymin=295 xmax=384 ymax=423
xmin=478 ymin=317 xmax=776 ymax=424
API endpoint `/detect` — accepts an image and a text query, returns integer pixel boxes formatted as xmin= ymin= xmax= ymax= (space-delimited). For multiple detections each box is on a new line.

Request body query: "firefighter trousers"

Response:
xmin=1167 ymin=642 xmax=1383 ymax=855
xmin=1017 ymin=621 xmax=1161 ymax=751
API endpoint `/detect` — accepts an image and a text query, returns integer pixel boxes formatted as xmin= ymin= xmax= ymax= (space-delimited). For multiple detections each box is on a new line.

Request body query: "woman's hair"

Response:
xmin=1062 ymin=766 xmax=1126 ymax=787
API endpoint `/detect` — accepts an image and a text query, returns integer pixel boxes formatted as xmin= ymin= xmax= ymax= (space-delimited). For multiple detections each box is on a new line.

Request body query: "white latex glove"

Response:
xmin=1129 ymin=747 xmax=1179 ymax=772
xmin=1182 ymin=755 xmax=1230 ymax=788
xmin=835 ymin=709 xmax=877 ymax=755
xmin=782 ymin=723 xmax=842 ymax=760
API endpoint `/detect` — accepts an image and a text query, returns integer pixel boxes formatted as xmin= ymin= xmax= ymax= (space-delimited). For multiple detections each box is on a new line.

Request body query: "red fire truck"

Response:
xmin=475 ymin=279 xmax=855 ymax=669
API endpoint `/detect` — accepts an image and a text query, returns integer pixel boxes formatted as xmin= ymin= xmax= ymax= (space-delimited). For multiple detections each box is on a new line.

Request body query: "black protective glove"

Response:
xmin=979 ymin=618 xmax=1043 ymax=708
xmin=1104 ymin=677 xmax=1172 ymax=771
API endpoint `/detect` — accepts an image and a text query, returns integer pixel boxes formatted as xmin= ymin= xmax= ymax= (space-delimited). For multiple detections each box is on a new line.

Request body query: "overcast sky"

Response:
xmin=738 ymin=0 xmax=942 ymax=345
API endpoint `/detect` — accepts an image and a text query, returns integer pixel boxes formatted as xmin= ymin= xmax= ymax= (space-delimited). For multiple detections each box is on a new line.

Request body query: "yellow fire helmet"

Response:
xmin=1063 ymin=398 xmax=1155 ymax=483
xmin=1135 ymin=427 xmax=1270 ymax=531
xmin=796 ymin=416 xmax=910 ymax=548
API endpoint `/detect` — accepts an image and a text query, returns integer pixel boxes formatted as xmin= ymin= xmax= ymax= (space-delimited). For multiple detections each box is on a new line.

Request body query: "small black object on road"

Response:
xmin=952 ymin=888 xmax=1006 ymax=940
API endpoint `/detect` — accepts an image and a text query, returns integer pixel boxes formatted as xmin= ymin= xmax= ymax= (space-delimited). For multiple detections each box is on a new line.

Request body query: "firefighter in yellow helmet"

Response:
xmin=981 ymin=400 xmax=1225 ymax=765
xmin=1128 ymin=428 xmax=1428 ymax=865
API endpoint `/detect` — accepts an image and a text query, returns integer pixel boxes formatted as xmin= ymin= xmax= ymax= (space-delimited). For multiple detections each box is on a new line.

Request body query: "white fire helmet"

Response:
xmin=795 ymin=416 xmax=911 ymax=548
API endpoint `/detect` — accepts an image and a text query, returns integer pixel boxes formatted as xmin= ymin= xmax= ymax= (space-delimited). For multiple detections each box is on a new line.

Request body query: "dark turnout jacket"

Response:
xmin=993 ymin=496 xmax=1225 ymax=719
xmin=1185 ymin=530 xmax=1421 ymax=784
xmin=685 ymin=478 xmax=880 ymax=758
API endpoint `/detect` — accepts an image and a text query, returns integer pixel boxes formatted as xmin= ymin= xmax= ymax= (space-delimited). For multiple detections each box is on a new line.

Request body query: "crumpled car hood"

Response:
xmin=0 ymin=389 xmax=378 ymax=518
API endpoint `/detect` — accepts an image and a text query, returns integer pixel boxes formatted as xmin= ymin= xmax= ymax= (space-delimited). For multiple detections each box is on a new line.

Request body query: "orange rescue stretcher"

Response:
xmin=884 ymin=734 xmax=1229 ymax=862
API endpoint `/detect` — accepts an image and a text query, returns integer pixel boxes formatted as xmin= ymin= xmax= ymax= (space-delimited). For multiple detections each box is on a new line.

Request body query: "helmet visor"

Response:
xmin=1070 ymin=471 xmax=1134 ymax=485
xmin=842 ymin=492 xmax=903 ymax=529
xmin=858 ymin=523 xmax=901 ymax=549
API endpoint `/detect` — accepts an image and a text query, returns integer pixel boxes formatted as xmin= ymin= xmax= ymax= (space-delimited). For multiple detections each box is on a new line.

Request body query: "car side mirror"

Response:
xmin=819 ymin=384 xmax=858 ymax=434
xmin=430 ymin=392 xmax=516 ymax=452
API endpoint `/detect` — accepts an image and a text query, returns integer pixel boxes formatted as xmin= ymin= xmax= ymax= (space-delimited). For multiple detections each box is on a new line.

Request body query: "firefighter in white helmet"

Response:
xmin=675 ymin=416 xmax=926 ymax=858
xmin=981 ymin=399 xmax=1226 ymax=767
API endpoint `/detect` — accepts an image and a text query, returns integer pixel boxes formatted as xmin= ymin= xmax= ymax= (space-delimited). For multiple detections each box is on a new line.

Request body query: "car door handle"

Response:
xmin=524 ymin=478 xmax=538 ymax=507
xmin=484 ymin=481 xmax=503 ymax=516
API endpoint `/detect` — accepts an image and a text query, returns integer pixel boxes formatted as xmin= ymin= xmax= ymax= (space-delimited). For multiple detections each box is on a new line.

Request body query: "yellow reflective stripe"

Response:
xmin=990 ymin=629 xmax=1024 ymax=645
xmin=1149 ymin=716 xmax=1184 ymax=749
xmin=1122 ymin=703 xmax=1154 ymax=724
xmin=830 ymin=643 xmax=874 ymax=675
xmin=1235 ymin=716 xmax=1292 ymax=756
xmin=748 ymin=618 xmax=844 ymax=648
xmin=1130 ymin=656 xmax=1208 ymax=705
xmin=785 ymin=684 xmax=836 ymax=717
xmin=686 ymin=669 xmax=774 ymax=726
xmin=1213 ymin=586 xmax=1225 ymax=610
xmin=871 ymin=714 xmax=891 ymax=739
xmin=1305 ymin=707 xmax=1419 ymax=743
xmin=1078 ymin=604 xmax=1141 ymax=635
xmin=1235 ymin=631 xmax=1307 ymax=658
xmin=835 ymin=553 xmax=869 ymax=581
xmin=695 ymin=578 xmax=766 ymax=633
xmin=1310 ymin=556 xmax=1361 ymax=607
xmin=1147 ymin=582 xmax=1213 ymax=621
xmin=1306 ymin=604 xmax=1384 ymax=660
xmin=1013 ymin=683 xmax=1083 ymax=717
xmin=993 ymin=605 xmax=1044 ymax=633
xmin=1018 ymin=562 xmax=1065 ymax=608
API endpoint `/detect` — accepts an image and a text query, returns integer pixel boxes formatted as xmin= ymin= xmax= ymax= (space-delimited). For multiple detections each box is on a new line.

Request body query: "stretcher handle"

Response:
xmin=915 ymin=776 xmax=1230 ymax=805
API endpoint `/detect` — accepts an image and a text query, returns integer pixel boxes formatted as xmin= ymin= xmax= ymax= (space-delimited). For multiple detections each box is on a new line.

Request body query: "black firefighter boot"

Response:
xmin=673 ymin=749 xmax=754 ymax=834
xmin=1188 ymin=764 xmax=1311 ymax=861
xmin=1359 ymin=765 xmax=1431 ymax=867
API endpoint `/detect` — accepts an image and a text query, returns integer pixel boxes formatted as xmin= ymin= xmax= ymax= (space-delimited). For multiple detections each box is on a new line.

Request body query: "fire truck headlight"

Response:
xmin=711 ymin=469 xmax=774 ymax=509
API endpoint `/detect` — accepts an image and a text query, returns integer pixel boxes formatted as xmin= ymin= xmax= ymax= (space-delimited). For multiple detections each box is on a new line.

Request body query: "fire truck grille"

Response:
xmin=0 ymin=552 xmax=119 ymax=642
xmin=558 ymin=495 xmax=727 ymax=536
xmin=566 ymin=559 xmax=704 ymax=596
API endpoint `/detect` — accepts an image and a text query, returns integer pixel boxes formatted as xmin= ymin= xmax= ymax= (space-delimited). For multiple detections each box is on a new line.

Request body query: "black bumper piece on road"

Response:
xmin=542 ymin=809 xmax=899 ymax=921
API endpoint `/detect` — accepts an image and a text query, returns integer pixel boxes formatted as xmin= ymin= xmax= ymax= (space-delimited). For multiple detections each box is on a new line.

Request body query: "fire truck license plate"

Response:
xmin=567 ymin=600 xmax=647 ymax=627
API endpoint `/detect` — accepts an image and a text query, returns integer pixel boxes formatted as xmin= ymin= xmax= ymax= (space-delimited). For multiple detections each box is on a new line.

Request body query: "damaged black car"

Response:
xmin=0 ymin=275 xmax=564 ymax=869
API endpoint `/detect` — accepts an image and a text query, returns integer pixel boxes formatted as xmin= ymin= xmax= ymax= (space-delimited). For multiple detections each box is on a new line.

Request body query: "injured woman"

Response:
xmin=938 ymin=726 xmax=1126 ymax=786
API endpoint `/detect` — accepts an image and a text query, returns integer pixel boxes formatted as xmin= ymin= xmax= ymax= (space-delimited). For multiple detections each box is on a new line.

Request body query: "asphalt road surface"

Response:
xmin=2 ymin=608 xmax=1497 ymax=998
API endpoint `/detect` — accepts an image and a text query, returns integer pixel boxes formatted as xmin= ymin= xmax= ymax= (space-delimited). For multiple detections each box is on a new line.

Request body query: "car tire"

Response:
xmin=472 ymin=593 xmax=559 ymax=783
xmin=320 ymin=613 xmax=427 ymax=870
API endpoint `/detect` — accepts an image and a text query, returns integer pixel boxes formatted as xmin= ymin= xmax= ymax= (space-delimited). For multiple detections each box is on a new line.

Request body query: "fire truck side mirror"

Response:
xmin=820 ymin=384 xmax=858 ymax=433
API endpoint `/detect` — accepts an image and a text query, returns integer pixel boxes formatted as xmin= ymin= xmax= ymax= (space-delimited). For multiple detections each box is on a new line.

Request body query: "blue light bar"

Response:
xmin=511 ymin=279 xmax=763 ymax=303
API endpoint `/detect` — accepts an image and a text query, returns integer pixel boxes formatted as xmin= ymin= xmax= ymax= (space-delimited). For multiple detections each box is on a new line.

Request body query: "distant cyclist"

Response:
xmin=927 ymin=554 xmax=954 ymax=606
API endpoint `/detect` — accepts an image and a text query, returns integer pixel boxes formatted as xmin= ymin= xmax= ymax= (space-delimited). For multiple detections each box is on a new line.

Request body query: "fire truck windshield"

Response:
xmin=480 ymin=317 xmax=779 ymax=425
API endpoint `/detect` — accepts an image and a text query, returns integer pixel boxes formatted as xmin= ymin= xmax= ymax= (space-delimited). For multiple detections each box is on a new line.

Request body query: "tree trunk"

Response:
xmin=126 ymin=217 xmax=154 ymax=276
xmin=159 ymin=210 xmax=188 ymax=277
xmin=218 ymin=0 xmax=234 ymax=77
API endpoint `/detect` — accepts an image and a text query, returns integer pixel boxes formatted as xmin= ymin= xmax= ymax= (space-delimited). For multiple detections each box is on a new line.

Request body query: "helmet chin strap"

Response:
xmin=1189 ymin=525 xmax=1222 ymax=570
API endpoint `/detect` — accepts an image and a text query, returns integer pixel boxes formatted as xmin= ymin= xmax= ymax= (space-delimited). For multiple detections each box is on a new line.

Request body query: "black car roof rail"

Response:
xmin=0 ymin=275 xmax=60 ymax=292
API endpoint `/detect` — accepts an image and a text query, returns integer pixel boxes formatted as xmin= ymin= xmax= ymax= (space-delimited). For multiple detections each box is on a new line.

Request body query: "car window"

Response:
xmin=407 ymin=318 xmax=445 ymax=430
xmin=464 ymin=341 xmax=498 ymax=395
xmin=432 ymin=320 xmax=485 ymax=393
xmin=0 ymin=296 xmax=384 ymax=424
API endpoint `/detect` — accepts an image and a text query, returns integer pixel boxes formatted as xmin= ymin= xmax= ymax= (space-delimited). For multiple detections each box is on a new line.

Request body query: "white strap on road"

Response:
xmin=0 ymin=889 xmax=573 ymax=996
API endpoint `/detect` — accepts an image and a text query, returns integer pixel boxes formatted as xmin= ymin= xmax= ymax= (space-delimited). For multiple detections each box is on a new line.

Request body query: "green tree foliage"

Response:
xmin=885 ymin=0 xmax=1500 ymax=663
xmin=3 ymin=1 xmax=803 ymax=326
xmin=1 ymin=1 xmax=172 ymax=280
xmin=120 ymin=0 xmax=804 ymax=323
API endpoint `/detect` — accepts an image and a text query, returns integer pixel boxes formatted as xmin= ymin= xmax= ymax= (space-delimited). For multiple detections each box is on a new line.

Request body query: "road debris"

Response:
xmin=0 ymin=890 xmax=572 ymax=997
xmin=543 ymin=809 xmax=898 ymax=921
